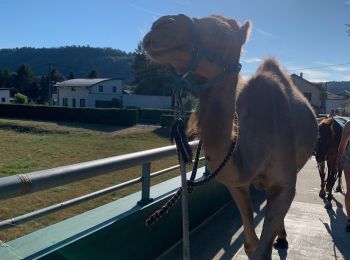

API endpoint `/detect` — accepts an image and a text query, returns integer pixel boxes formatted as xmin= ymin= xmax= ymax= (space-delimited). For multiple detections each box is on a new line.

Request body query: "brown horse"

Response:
xmin=315 ymin=117 xmax=343 ymax=209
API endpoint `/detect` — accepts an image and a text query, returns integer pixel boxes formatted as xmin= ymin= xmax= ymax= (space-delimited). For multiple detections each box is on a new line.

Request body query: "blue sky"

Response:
xmin=0 ymin=0 xmax=349 ymax=82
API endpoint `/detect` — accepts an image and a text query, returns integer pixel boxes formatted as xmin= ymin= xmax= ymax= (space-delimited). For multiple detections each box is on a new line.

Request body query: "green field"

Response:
xmin=0 ymin=118 xmax=184 ymax=242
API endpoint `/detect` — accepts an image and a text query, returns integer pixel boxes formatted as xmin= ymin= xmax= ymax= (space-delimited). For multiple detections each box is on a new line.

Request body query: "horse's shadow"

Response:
xmin=322 ymin=197 xmax=350 ymax=259
xmin=187 ymin=189 xmax=277 ymax=260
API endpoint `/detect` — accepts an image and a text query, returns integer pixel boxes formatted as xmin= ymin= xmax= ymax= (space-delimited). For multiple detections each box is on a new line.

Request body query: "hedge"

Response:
xmin=138 ymin=108 xmax=174 ymax=124
xmin=0 ymin=104 xmax=138 ymax=126
xmin=160 ymin=114 xmax=191 ymax=128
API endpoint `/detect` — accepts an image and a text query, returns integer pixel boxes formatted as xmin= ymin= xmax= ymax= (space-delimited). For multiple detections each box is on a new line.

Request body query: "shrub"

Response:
xmin=138 ymin=108 xmax=174 ymax=124
xmin=15 ymin=93 xmax=28 ymax=104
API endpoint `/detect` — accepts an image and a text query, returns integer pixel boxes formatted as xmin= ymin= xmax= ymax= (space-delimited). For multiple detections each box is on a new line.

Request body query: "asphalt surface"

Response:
xmin=159 ymin=157 xmax=350 ymax=260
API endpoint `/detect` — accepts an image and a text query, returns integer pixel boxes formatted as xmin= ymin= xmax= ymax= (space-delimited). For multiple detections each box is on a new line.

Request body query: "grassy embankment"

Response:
xmin=0 ymin=118 xmax=192 ymax=241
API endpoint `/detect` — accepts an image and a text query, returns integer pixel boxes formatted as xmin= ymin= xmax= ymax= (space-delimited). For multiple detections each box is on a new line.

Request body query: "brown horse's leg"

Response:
xmin=325 ymin=159 xmax=336 ymax=209
xmin=318 ymin=161 xmax=326 ymax=198
xmin=273 ymin=221 xmax=288 ymax=249
xmin=227 ymin=185 xmax=259 ymax=258
xmin=335 ymin=169 xmax=343 ymax=193
xmin=252 ymin=183 xmax=296 ymax=260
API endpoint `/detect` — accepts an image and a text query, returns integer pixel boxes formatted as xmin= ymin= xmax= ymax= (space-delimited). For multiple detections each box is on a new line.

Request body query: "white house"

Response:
xmin=54 ymin=78 xmax=123 ymax=108
xmin=0 ymin=88 xmax=10 ymax=104
xmin=54 ymin=78 xmax=172 ymax=109
xmin=291 ymin=73 xmax=326 ymax=114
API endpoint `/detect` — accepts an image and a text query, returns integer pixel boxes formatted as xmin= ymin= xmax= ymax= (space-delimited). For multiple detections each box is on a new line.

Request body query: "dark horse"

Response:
xmin=315 ymin=117 xmax=343 ymax=209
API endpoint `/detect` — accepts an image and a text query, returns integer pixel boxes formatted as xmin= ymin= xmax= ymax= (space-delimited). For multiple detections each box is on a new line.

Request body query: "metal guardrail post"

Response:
xmin=137 ymin=162 xmax=153 ymax=205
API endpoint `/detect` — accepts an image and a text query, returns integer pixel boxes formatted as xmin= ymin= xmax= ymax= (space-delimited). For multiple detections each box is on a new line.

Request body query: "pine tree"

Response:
xmin=68 ymin=71 xmax=75 ymax=79
xmin=88 ymin=70 xmax=99 ymax=79
xmin=132 ymin=43 xmax=173 ymax=96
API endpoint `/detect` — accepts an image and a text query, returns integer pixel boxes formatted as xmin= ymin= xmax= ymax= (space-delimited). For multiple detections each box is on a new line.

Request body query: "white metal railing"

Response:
xmin=0 ymin=140 xmax=204 ymax=230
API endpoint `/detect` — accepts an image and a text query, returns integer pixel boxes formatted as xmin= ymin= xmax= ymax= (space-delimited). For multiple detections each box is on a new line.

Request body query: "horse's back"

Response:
xmin=236 ymin=58 xmax=318 ymax=175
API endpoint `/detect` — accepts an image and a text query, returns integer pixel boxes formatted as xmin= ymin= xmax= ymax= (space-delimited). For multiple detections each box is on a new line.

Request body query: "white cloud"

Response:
xmin=255 ymin=27 xmax=277 ymax=39
xmin=241 ymin=57 xmax=262 ymax=64
xmin=346 ymin=0 xmax=350 ymax=5
xmin=315 ymin=62 xmax=350 ymax=72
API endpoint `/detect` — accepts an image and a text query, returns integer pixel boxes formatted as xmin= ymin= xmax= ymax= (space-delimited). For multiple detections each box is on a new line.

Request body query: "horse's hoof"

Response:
xmin=324 ymin=201 xmax=332 ymax=209
xmin=319 ymin=190 xmax=326 ymax=198
xmin=273 ymin=238 xmax=289 ymax=249
xmin=335 ymin=185 xmax=343 ymax=193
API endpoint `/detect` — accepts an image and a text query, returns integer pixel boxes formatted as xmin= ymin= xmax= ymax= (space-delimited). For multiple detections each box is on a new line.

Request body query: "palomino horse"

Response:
xmin=315 ymin=117 xmax=343 ymax=208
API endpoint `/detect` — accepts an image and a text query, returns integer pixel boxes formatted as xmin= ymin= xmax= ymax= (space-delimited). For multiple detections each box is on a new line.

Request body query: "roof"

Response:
xmin=54 ymin=78 xmax=121 ymax=88
xmin=291 ymin=74 xmax=323 ymax=91
xmin=327 ymin=93 xmax=346 ymax=100
xmin=0 ymin=88 xmax=11 ymax=90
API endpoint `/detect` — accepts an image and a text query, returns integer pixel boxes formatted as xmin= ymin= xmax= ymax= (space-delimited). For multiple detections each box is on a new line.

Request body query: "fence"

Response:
xmin=0 ymin=140 xmax=203 ymax=230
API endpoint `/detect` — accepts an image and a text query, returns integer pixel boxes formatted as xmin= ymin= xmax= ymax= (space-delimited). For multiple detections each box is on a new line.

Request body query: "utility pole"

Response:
xmin=48 ymin=64 xmax=52 ymax=106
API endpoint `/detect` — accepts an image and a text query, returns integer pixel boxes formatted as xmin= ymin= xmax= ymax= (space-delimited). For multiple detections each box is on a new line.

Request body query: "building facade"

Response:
xmin=291 ymin=73 xmax=326 ymax=114
xmin=54 ymin=78 xmax=172 ymax=109
xmin=54 ymin=78 xmax=123 ymax=108
xmin=0 ymin=88 xmax=10 ymax=104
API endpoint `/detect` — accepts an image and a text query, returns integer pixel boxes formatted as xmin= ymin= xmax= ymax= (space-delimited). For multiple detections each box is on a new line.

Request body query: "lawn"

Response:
xmin=0 ymin=118 xmax=189 ymax=242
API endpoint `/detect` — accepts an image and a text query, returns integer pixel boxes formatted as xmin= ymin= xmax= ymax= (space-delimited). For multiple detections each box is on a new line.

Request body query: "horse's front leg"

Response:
xmin=317 ymin=161 xmax=326 ymax=198
xmin=227 ymin=185 xmax=259 ymax=258
xmin=335 ymin=169 xmax=343 ymax=193
xmin=273 ymin=220 xmax=289 ymax=249
xmin=325 ymin=160 xmax=336 ymax=209
xmin=251 ymin=183 xmax=296 ymax=260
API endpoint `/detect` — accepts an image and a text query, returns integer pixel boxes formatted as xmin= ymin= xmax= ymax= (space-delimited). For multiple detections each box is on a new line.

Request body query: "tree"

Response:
xmin=0 ymin=69 xmax=11 ymax=87
xmin=15 ymin=64 xmax=40 ymax=100
xmin=38 ymin=75 xmax=49 ymax=102
xmin=132 ymin=43 xmax=173 ymax=96
xmin=68 ymin=71 xmax=75 ymax=79
xmin=15 ymin=93 xmax=28 ymax=104
xmin=88 ymin=70 xmax=99 ymax=79
xmin=182 ymin=94 xmax=198 ymax=111
xmin=347 ymin=24 xmax=350 ymax=36
xmin=49 ymin=68 xmax=65 ymax=83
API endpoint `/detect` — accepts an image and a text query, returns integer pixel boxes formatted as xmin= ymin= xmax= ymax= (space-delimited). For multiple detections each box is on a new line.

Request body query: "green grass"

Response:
xmin=0 ymin=118 xmax=190 ymax=242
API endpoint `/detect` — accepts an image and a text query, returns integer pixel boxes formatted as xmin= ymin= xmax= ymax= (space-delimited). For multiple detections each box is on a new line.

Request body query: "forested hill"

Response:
xmin=0 ymin=46 xmax=135 ymax=82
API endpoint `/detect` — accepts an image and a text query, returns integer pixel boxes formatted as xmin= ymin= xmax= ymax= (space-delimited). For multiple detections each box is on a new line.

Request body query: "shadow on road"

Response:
xmin=322 ymin=197 xmax=350 ymax=259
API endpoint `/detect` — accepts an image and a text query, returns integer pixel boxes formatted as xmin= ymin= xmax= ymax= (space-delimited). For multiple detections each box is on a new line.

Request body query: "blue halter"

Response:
xmin=172 ymin=18 xmax=242 ymax=91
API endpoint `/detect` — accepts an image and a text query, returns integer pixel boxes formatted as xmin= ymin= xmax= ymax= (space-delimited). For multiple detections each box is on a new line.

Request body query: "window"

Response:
xmin=99 ymin=85 xmax=103 ymax=92
xmin=63 ymin=98 xmax=68 ymax=107
xmin=72 ymin=98 xmax=76 ymax=108
xmin=80 ymin=99 xmax=86 ymax=107
xmin=112 ymin=86 xmax=117 ymax=93
xmin=1 ymin=98 xmax=5 ymax=102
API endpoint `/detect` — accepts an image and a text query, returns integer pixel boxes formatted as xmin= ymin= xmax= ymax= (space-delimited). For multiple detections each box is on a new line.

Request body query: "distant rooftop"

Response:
xmin=54 ymin=78 xmax=120 ymax=88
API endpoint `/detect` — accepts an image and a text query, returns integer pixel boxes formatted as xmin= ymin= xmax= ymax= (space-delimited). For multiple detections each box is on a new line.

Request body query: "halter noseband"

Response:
xmin=172 ymin=17 xmax=242 ymax=91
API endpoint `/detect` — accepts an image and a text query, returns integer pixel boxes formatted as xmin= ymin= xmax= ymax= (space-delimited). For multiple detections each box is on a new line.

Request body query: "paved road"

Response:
xmin=160 ymin=157 xmax=350 ymax=259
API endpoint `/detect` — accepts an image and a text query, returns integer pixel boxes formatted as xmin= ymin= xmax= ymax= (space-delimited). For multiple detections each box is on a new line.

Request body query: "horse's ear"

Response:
xmin=240 ymin=20 xmax=252 ymax=45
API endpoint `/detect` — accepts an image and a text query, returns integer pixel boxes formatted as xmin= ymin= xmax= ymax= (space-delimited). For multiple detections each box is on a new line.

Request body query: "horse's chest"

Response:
xmin=213 ymin=161 xmax=251 ymax=187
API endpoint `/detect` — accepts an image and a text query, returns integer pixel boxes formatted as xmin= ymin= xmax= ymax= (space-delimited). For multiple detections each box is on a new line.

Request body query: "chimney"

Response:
xmin=300 ymin=72 xmax=303 ymax=78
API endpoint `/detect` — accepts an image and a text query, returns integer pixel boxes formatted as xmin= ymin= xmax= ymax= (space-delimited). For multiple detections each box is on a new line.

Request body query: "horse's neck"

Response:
xmin=197 ymin=75 xmax=238 ymax=156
